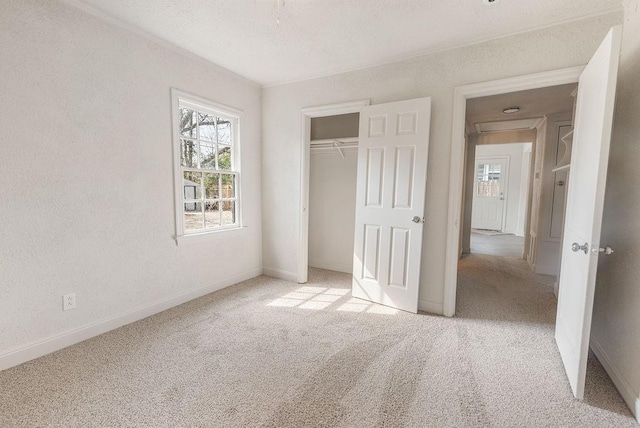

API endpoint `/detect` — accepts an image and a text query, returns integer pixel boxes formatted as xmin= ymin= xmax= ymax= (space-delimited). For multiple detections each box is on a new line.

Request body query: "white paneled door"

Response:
xmin=352 ymin=97 xmax=431 ymax=313
xmin=472 ymin=158 xmax=507 ymax=231
xmin=555 ymin=26 xmax=622 ymax=399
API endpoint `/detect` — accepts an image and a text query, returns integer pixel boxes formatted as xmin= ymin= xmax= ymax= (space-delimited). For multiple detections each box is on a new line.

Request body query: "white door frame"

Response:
xmin=472 ymin=155 xmax=510 ymax=233
xmin=443 ymin=66 xmax=584 ymax=317
xmin=298 ymin=99 xmax=370 ymax=283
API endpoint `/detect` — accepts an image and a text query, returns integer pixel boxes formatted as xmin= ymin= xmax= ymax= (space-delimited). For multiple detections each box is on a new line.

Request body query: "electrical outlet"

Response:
xmin=63 ymin=293 xmax=76 ymax=311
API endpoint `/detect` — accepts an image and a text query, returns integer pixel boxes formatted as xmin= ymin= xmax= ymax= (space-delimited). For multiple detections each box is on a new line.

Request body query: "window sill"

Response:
xmin=174 ymin=225 xmax=247 ymax=245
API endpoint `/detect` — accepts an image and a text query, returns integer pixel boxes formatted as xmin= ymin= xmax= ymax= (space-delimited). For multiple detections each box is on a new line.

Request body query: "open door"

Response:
xmin=555 ymin=26 xmax=622 ymax=399
xmin=352 ymin=97 xmax=431 ymax=313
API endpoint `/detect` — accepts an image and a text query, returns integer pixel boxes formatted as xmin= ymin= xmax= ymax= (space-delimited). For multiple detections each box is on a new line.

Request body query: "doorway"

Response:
xmin=470 ymin=142 xmax=532 ymax=258
xmin=447 ymin=26 xmax=622 ymax=402
xmin=299 ymin=97 xmax=432 ymax=314
xmin=443 ymin=66 xmax=584 ymax=317
xmin=307 ymin=112 xmax=360 ymax=275
xmin=298 ymin=100 xmax=370 ymax=284
xmin=458 ymin=81 xmax=577 ymax=296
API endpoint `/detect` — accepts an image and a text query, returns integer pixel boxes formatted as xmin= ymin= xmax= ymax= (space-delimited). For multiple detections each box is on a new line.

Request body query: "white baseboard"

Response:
xmin=418 ymin=299 xmax=444 ymax=315
xmin=308 ymin=259 xmax=352 ymax=274
xmin=590 ymin=335 xmax=639 ymax=423
xmin=262 ymin=267 xmax=298 ymax=283
xmin=0 ymin=267 xmax=262 ymax=372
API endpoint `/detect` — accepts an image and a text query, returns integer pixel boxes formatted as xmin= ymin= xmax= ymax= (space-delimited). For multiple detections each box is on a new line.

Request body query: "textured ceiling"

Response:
xmin=69 ymin=0 xmax=622 ymax=86
xmin=466 ymin=83 xmax=577 ymax=126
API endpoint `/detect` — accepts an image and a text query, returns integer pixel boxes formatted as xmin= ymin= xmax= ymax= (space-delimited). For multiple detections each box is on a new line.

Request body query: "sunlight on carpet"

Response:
xmin=267 ymin=286 xmax=399 ymax=314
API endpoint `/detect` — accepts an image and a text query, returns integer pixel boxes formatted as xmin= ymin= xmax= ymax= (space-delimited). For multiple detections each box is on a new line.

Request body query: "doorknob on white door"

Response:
xmin=571 ymin=242 xmax=589 ymax=254
xmin=412 ymin=216 xmax=423 ymax=223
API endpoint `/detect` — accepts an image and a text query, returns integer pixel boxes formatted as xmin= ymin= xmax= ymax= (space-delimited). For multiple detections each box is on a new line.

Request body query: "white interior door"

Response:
xmin=555 ymin=26 xmax=622 ymax=399
xmin=472 ymin=158 xmax=507 ymax=231
xmin=352 ymin=97 xmax=431 ymax=313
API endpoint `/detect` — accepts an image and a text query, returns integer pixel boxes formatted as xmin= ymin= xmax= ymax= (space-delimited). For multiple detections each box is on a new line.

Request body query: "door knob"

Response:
xmin=597 ymin=246 xmax=614 ymax=255
xmin=571 ymin=242 xmax=589 ymax=254
xmin=412 ymin=216 xmax=423 ymax=223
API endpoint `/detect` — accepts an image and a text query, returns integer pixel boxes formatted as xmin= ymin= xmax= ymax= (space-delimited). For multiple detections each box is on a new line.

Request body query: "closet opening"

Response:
xmin=298 ymin=100 xmax=370 ymax=283
xmin=308 ymin=113 xmax=359 ymax=275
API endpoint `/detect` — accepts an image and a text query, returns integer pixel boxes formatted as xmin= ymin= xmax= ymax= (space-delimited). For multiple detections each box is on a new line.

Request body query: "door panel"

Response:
xmin=362 ymin=224 xmax=381 ymax=281
xmin=389 ymin=227 xmax=410 ymax=288
xmin=555 ymin=26 xmax=622 ymax=399
xmin=352 ymin=97 xmax=431 ymax=313
xmin=393 ymin=147 xmax=415 ymax=208
xmin=365 ymin=148 xmax=384 ymax=207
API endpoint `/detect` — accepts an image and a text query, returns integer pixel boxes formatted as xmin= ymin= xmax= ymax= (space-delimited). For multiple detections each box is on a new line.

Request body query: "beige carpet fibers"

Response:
xmin=1 ymin=256 xmax=637 ymax=427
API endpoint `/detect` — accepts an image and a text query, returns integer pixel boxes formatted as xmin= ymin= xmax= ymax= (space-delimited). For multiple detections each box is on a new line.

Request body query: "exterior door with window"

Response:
xmin=352 ymin=97 xmax=431 ymax=313
xmin=472 ymin=158 xmax=507 ymax=231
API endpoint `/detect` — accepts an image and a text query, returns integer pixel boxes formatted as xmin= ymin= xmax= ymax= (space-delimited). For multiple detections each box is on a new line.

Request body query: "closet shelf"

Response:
xmin=310 ymin=137 xmax=358 ymax=146
xmin=310 ymin=137 xmax=358 ymax=159
xmin=552 ymin=164 xmax=571 ymax=173
xmin=561 ymin=129 xmax=574 ymax=144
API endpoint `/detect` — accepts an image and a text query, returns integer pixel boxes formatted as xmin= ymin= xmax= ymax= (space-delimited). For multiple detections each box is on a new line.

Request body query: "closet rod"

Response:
xmin=309 ymin=139 xmax=358 ymax=159
xmin=309 ymin=137 xmax=358 ymax=147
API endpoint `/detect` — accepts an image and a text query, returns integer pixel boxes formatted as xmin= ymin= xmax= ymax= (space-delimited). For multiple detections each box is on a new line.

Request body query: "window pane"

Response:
xmin=180 ymin=108 xmax=197 ymax=138
xmin=216 ymin=117 xmax=232 ymax=144
xmin=183 ymin=171 xmax=202 ymax=199
xmin=204 ymin=173 xmax=220 ymax=199
xmin=200 ymin=144 xmax=216 ymax=169
xmin=218 ymin=145 xmax=232 ymax=171
xmin=184 ymin=202 xmax=204 ymax=231
xmin=181 ymin=139 xmax=198 ymax=168
xmin=221 ymin=174 xmax=235 ymax=198
xmin=476 ymin=163 xmax=501 ymax=197
xmin=222 ymin=201 xmax=236 ymax=226
xmin=476 ymin=164 xmax=485 ymax=181
xmin=198 ymin=112 xmax=216 ymax=141
xmin=205 ymin=201 xmax=221 ymax=228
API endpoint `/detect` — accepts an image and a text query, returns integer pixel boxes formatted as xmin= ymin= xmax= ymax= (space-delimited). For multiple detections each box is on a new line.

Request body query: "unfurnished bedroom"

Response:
xmin=1 ymin=0 xmax=639 ymax=427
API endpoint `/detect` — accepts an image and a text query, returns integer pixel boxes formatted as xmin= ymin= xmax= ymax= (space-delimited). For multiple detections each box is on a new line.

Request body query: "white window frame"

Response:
xmin=171 ymin=89 xmax=243 ymax=242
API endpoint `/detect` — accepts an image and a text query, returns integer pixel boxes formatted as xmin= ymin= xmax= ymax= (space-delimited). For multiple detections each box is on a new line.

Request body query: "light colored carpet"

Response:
xmin=471 ymin=229 xmax=510 ymax=236
xmin=471 ymin=232 xmax=525 ymax=258
xmin=0 ymin=258 xmax=637 ymax=427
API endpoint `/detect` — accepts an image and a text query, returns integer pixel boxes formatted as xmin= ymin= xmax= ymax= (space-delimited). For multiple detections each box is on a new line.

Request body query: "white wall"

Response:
xmin=308 ymin=150 xmax=357 ymax=273
xmin=262 ymin=13 xmax=622 ymax=313
xmin=591 ymin=1 xmax=640 ymax=421
xmin=473 ymin=143 xmax=531 ymax=236
xmin=0 ymin=0 xmax=262 ymax=362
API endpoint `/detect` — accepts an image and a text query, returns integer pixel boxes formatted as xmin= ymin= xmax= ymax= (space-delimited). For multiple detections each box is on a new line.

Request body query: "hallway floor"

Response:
xmin=456 ymin=254 xmax=636 ymax=426
xmin=471 ymin=231 xmax=525 ymax=258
